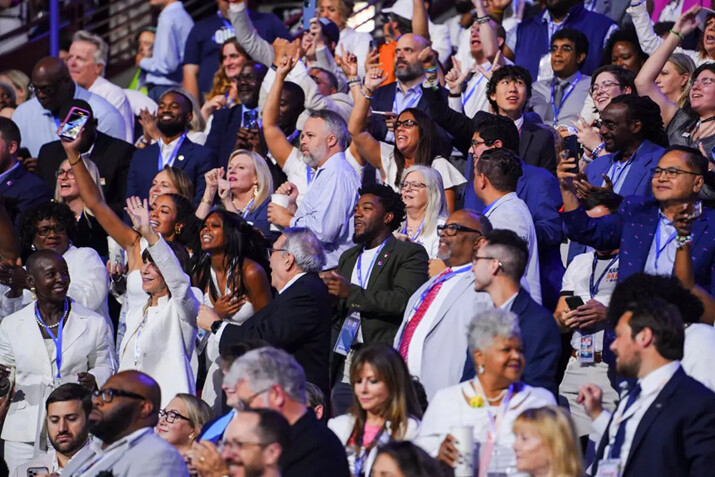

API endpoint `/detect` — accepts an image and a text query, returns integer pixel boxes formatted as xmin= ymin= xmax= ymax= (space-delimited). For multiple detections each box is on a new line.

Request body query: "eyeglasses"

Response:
xmin=549 ymin=44 xmax=573 ymax=53
xmin=158 ymin=409 xmax=191 ymax=424
xmin=394 ymin=119 xmax=417 ymax=130
xmin=28 ymin=83 xmax=57 ymax=96
xmin=692 ymin=77 xmax=715 ymax=88
xmin=219 ymin=439 xmax=271 ymax=453
xmin=471 ymin=139 xmax=487 ymax=149
xmin=598 ymin=119 xmax=626 ymax=131
xmin=590 ymin=81 xmax=623 ymax=95
xmin=651 ymin=167 xmax=702 ymax=179
xmin=55 ymin=168 xmax=74 ymax=178
xmin=235 ymin=387 xmax=271 ymax=411
xmin=400 ymin=181 xmax=427 ymax=190
xmin=92 ymin=388 xmax=146 ymax=403
xmin=472 ymin=255 xmax=504 ymax=270
xmin=438 ymin=224 xmax=483 ymax=236
xmin=35 ymin=224 xmax=67 ymax=237
xmin=268 ymin=247 xmax=287 ymax=255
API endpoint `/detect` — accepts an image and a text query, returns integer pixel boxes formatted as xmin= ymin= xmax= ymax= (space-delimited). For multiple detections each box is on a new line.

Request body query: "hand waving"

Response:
xmin=364 ymin=66 xmax=387 ymax=91
xmin=124 ymin=196 xmax=154 ymax=239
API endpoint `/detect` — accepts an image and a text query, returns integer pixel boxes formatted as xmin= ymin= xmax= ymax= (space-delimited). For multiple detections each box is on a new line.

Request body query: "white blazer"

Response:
xmin=328 ymin=414 xmax=420 ymax=476
xmin=118 ymin=237 xmax=199 ymax=407
xmin=414 ymin=380 xmax=556 ymax=457
xmin=393 ymin=272 xmax=494 ymax=400
xmin=0 ymin=301 xmax=115 ymax=443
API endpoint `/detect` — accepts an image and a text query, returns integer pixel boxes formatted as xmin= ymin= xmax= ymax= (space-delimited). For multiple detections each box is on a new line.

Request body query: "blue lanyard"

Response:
xmin=353 ymin=425 xmax=387 ymax=477
xmin=35 ymin=300 xmax=67 ymax=379
xmin=241 ymin=197 xmax=256 ymax=219
xmin=589 ymin=254 xmax=618 ymax=299
xmin=462 ymin=67 xmax=491 ymax=107
xmin=158 ymin=133 xmax=187 ymax=170
xmin=401 ymin=219 xmax=424 ymax=241
xmin=412 ymin=267 xmax=470 ymax=311
xmin=550 ymin=72 xmax=581 ymax=125
xmin=224 ymin=90 xmax=235 ymax=108
xmin=654 ymin=219 xmax=677 ymax=272
xmin=217 ymin=11 xmax=235 ymax=34
xmin=607 ymin=156 xmax=634 ymax=189
xmin=393 ymin=89 xmax=421 ymax=114
xmin=356 ymin=238 xmax=388 ymax=288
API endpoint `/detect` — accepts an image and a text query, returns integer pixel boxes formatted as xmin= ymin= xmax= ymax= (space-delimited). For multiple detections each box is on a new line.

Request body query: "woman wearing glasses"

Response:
xmin=635 ymin=6 xmax=715 ymax=153
xmin=156 ymin=393 xmax=212 ymax=457
xmin=347 ymin=67 xmax=466 ymax=213
xmin=0 ymin=250 xmax=115 ymax=473
xmin=54 ymin=157 xmax=109 ymax=257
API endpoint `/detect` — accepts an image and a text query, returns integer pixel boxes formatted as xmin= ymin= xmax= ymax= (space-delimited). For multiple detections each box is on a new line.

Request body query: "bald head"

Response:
xmin=106 ymin=370 xmax=162 ymax=412
xmin=394 ymin=34 xmax=429 ymax=84
xmin=31 ymin=57 xmax=75 ymax=113
xmin=437 ymin=209 xmax=492 ymax=267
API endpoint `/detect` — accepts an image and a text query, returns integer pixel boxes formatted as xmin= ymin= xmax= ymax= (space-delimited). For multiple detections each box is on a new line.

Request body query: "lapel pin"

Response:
xmin=178 ymin=155 xmax=185 ymax=161
xmin=6 ymin=181 xmax=11 ymax=187
xmin=377 ymin=261 xmax=383 ymax=266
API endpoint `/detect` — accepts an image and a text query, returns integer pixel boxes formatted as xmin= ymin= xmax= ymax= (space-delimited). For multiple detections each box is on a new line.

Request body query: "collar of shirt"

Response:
xmin=500 ymin=291 xmax=519 ymax=311
xmin=542 ymin=7 xmax=571 ymax=25
xmin=280 ymin=272 xmax=307 ymax=294
xmin=160 ymin=134 xmax=182 ymax=155
xmin=395 ymin=81 xmax=424 ymax=112
xmin=514 ymin=115 xmax=525 ymax=132
xmin=638 ymin=360 xmax=680 ymax=397
xmin=485 ymin=191 xmax=518 ymax=216
xmin=90 ymin=427 xmax=152 ymax=459
xmin=554 ymin=70 xmax=580 ymax=87
xmin=80 ymin=143 xmax=96 ymax=160
xmin=612 ymin=140 xmax=646 ymax=165
xmin=315 ymin=151 xmax=346 ymax=175
xmin=0 ymin=161 xmax=21 ymax=185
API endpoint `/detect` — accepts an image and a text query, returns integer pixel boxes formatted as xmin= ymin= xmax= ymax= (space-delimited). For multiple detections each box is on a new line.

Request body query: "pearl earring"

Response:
xmin=478 ymin=364 xmax=485 ymax=374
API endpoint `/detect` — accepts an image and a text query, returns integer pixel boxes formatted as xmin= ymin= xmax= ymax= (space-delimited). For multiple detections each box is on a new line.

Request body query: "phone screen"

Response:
xmin=58 ymin=107 xmax=90 ymax=142
xmin=303 ymin=0 xmax=317 ymax=31
xmin=243 ymin=110 xmax=258 ymax=130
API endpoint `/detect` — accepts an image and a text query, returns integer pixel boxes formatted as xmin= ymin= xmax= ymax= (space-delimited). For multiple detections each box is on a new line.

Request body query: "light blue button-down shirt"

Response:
xmin=385 ymin=82 xmax=423 ymax=143
xmin=139 ymin=1 xmax=194 ymax=86
xmin=11 ymin=85 xmax=127 ymax=157
xmin=644 ymin=210 xmax=678 ymax=276
xmin=290 ymin=151 xmax=360 ymax=269
xmin=602 ymin=141 xmax=647 ymax=193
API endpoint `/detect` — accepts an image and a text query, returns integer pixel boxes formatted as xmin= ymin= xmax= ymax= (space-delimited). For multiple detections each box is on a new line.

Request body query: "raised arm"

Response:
xmin=227 ymin=0 xmax=275 ymax=67
xmin=347 ymin=66 xmax=388 ymax=172
xmin=196 ymin=167 xmax=223 ymax=220
xmin=0 ymin=201 xmax=18 ymax=263
xmin=262 ymin=43 xmax=300 ymax=169
xmin=472 ymin=0 xmax=497 ymax=60
xmin=412 ymin=0 xmax=430 ymax=40
xmin=62 ymin=134 xmax=140 ymax=252
xmin=634 ymin=6 xmax=701 ymax=126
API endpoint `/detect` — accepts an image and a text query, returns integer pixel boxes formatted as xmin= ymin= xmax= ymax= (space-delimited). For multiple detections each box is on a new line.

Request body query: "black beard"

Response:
xmin=157 ymin=120 xmax=187 ymax=138
xmin=89 ymin=403 xmax=136 ymax=444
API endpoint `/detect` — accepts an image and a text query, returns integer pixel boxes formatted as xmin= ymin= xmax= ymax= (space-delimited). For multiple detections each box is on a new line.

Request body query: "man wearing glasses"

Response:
xmin=394 ymin=209 xmax=494 ymax=399
xmin=559 ymin=145 xmax=715 ymax=295
xmin=62 ymin=370 xmax=190 ymax=477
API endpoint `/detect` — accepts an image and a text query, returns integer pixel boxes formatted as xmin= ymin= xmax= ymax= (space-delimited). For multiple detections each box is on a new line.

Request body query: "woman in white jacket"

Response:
xmin=328 ymin=344 xmax=422 ymax=477
xmin=0 ymin=250 xmax=115 ymax=473
xmin=119 ymin=196 xmax=199 ymax=407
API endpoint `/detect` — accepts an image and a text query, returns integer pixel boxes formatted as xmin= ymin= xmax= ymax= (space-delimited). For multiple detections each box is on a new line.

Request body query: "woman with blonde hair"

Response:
xmin=156 ymin=393 xmax=212 ymax=456
xmin=196 ymin=149 xmax=275 ymax=240
xmin=201 ymin=38 xmax=250 ymax=121
xmin=512 ymin=406 xmax=583 ymax=477
xmin=657 ymin=53 xmax=696 ymax=108
xmin=54 ymin=157 xmax=109 ymax=257
xmin=328 ymin=343 xmax=422 ymax=477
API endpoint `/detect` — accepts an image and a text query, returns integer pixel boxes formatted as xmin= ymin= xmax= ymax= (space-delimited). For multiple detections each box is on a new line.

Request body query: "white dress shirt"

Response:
xmin=683 ymin=323 xmax=715 ymax=391
xmin=89 ymin=76 xmax=134 ymax=142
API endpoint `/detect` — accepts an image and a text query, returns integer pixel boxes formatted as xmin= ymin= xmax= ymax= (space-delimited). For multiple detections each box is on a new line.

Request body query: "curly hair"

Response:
xmin=601 ymin=25 xmax=648 ymax=70
xmin=358 ymin=183 xmax=406 ymax=231
xmin=21 ymin=201 xmax=77 ymax=253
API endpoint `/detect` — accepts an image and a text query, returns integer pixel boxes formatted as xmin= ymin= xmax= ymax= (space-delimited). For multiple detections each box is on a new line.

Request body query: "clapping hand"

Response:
xmin=573 ymin=174 xmax=613 ymax=200
xmin=138 ymin=108 xmax=159 ymax=144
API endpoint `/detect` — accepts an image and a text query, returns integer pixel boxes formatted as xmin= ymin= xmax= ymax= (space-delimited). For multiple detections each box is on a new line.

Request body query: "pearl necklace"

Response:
xmin=35 ymin=299 xmax=69 ymax=329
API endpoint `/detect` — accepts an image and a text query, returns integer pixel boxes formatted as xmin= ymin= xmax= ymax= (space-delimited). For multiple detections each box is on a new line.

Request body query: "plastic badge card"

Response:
xmin=580 ymin=334 xmax=595 ymax=364
xmin=333 ymin=311 xmax=360 ymax=356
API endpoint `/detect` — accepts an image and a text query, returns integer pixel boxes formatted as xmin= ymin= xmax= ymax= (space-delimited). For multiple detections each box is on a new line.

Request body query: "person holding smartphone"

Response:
xmin=553 ymin=190 xmax=622 ymax=443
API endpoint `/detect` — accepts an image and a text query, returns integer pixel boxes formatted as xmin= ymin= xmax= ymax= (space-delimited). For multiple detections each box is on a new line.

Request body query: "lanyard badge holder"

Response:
xmin=595 ymin=460 xmax=620 ymax=477
xmin=580 ymin=334 xmax=595 ymax=364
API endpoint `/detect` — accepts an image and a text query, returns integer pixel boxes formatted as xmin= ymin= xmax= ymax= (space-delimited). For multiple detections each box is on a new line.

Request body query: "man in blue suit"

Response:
xmin=0 ymin=118 xmax=52 ymax=227
xmin=560 ymin=146 xmax=715 ymax=294
xmin=126 ymin=90 xmax=215 ymax=205
xmin=473 ymin=229 xmax=561 ymax=396
xmin=579 ymin=95 xmax=666 ymax=198
xmin=580 ymin=296 xmax=715 ymax=477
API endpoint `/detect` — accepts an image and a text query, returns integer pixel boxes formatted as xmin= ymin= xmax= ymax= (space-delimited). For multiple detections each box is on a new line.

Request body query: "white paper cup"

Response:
xmin=451 ymin=425 xmax=475 ymax=477
xmin=270 ymin=194 xmax=290 ymax=231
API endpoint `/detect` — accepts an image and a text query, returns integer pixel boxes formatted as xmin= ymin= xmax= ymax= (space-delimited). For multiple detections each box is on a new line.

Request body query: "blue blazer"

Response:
xmin=511 ymin=288 xmax=561 ymax=397
xmin=585 ymin=140 xmax=664 ymax=197
xmin=0 ymin=163 xmax=52 ymax=227
xmin=593 ymin=367 xmax=715 ymax=477
xmin=205 ymin=107 xmax=245 ymax=169
xmin=562 ymin=196 xmax=715 ymax=294
xmin=126 ymin=137 xmax=216 ymax=205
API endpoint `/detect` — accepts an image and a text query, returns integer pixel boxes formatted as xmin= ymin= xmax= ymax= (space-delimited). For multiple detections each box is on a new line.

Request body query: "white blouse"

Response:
xmin=378 ymin=142 xmax=467 ymax=192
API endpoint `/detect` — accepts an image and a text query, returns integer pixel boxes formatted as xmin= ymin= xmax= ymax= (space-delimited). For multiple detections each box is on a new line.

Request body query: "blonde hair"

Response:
xmin=206 ymin=38 xmax=250 ymax=101
xmin=0 ymin=69 xmax=31 ymax=102
xmin=227 ymin=149 xmax=274 ymax=212
xmin=513 ymin=406 xmax=584 ymax=477
xmin=157 ymin=166 xmax=195 ymax=202
xmin=54 ymin=158 xmax=104 ymax=218
xmin=174 ymin=393 xmax=212 ymax=433
xmin=400 ymin=165 xmax=448 ymax=239
xmin=667 ymin=53 xmax=696 ymax=108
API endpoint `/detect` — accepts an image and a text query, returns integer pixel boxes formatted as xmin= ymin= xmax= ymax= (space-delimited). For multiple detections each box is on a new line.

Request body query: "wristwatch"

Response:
xmin=211 ymin=319 xmax=223 ymax=334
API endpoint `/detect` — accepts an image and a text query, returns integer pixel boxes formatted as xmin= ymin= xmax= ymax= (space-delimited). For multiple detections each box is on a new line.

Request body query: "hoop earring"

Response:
xmin=175 ymin=226 xmax=183 ymax=236
xmin=31 ymin=286 xmax=36 ymax=301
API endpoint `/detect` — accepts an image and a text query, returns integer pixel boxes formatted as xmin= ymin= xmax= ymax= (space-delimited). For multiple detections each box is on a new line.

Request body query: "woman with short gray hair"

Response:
xmin=414 ymin=309 xmax=555 ymax=475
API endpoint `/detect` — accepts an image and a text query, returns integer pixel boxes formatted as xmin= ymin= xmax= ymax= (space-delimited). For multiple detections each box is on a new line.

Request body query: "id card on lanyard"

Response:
xmin=35 ymin=300 xmax=68 ymax=385
xmin=653 ymin=219 xmax=677 ymax=273
xmin=158 ymin=133 xmax=187 ymax=170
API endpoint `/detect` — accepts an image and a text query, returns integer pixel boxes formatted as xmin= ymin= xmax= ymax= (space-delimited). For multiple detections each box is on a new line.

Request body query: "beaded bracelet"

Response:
xmin=425 ymin=65 xmax=438 ymax=74
xmin=347 ymin=77 xmax=362 ymax=88
xmin=670 ymin=29 xmax=684 ymax=41
xmin=675 ymin=234 xmax=693 ymax=248
xmin=476 ymin=16 xmax=491 ymax=24
xmin=591 ymin=142 xmax=606 ymax=157
xmin=360 ymin=89 xmax=374 ymax=100
xmin=629 ymin=0 xmax=646 ymax=7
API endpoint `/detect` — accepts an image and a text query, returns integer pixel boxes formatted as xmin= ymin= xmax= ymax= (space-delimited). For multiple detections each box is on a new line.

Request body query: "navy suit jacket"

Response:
xmin=511 ymin=288 xmax=561 ymax=396
xmin=593 ymin=367 xmax=715 ymax=477
xmin=205 ymin=107 xmax=244 ymax=169
xmin=126 ymin=136 xmax=215 ymax=205
xmin=585 ymin=140 xmax=663 ymax=197
xmin=0 ymin=163 xmax=52 ymax=226
xmin=562 ymin=196 xmax=715 ymax=294
xmin=219 ymin=273 xmax=332 ymax=399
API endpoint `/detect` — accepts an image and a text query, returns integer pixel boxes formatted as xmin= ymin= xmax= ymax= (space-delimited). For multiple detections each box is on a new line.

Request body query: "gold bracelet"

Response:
xmin=68 ymin=153 xmax=82 ymax=166
xmin=200 ymin=198 xmax=213 ymax=206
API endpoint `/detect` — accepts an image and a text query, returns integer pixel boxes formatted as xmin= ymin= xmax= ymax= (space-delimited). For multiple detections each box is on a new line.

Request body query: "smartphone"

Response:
xmin=371 ymin=110 xmax=391 ymax=116
xmin=562 ymin=135 xmax=580 ymax=174
xmin=57 ymin=106 xmax=90 ymax=142
xmin=303 ymin=0 xmax=317 ymax=32
xmin=692 ymin=201 xmax=703 ymax=220
xmin=565 ymin=295 xmax=585 ymax=310
xmin=243 ymin=110 xmax=259 ymax=130
xmin=369 ymin=39 xmax=378 ymax=51
xmin=27 ymin=468 xmax=50 ymax=477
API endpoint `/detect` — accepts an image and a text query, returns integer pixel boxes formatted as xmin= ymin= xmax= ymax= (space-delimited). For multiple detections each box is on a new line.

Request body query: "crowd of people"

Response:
xmin=1 ymin=0 xmax=715 ymax=475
